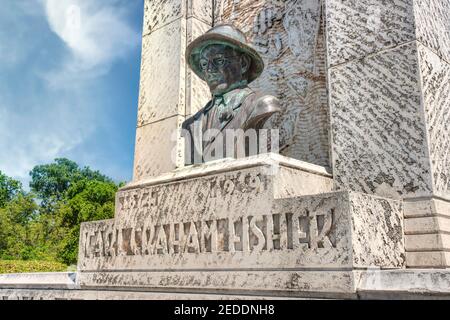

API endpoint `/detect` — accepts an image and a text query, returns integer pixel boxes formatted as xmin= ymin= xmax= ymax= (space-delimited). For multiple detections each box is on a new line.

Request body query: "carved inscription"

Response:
xmin=117 ymin=171 xmax=267 ymax=216
xmin=82 ymin=209 xmax=335 ymax=259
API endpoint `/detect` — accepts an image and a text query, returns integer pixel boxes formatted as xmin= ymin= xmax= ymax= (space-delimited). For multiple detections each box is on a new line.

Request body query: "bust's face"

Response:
xmin=199 ymin=44 xmax=250 ymax=96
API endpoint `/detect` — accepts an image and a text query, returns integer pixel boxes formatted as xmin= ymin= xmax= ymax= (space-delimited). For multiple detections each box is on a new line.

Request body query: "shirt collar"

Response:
xmin=213 ymin=86 xmax=252 ymax=108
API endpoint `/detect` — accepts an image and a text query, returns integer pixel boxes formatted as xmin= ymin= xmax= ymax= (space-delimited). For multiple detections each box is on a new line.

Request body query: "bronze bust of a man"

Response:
xmin=182 ymin=24 xmax=281 ymax=165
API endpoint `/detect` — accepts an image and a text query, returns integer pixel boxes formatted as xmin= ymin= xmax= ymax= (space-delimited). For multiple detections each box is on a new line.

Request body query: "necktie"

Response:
xmin=214 ymin=95 xmax=233 ymax=124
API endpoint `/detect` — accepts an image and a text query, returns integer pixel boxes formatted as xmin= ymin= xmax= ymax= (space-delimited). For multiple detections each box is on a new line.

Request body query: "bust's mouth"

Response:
xmin=207 ymin=80 xmax=226 ymax=90
xmin=206 ymin=74 xmax=223 ymax=83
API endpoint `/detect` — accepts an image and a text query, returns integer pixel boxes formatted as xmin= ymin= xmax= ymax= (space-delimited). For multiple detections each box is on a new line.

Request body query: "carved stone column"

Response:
xmin=325 ymin=0 xmax=450 ymax=267
xmin=133 ymin=0 xmax=212 ymax=181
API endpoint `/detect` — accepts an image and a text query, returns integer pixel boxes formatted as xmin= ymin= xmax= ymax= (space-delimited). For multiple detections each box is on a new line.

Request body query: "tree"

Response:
xmin=0 ymin=159 xmax=120 ymax=266
xmin=56 ymin=178 xmax=118 ymax=264
xmin=28 ymin=158 xmax=119 ymax=265
xmin=0 ymin=171 xmax=22 ymax=208
xmin=29 ymin=158 xmax=112 ymax=207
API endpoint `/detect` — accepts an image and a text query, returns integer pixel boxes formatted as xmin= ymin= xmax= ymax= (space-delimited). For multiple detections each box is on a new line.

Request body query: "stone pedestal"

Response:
xmin=77 ymin=155 xmax=403 ymax=297
xmin=0 ymin=155 xmax=414 ymax=299
xmin=0 ymin=155 xmax=448 ymax=299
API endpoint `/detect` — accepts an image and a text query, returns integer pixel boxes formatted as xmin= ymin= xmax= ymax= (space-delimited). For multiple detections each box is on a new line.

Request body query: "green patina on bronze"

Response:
xmin=182 ymin=24 xmax=281 ymax=165
xmin=186 ymin=27 xmax=264 ymax=85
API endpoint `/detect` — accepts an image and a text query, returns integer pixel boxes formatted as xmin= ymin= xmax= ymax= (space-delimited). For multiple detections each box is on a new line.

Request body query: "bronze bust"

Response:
xmin=182 ymin=24 xmax=281 ymax=165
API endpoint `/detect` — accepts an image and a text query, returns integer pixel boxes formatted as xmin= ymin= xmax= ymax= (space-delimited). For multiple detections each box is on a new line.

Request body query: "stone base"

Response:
xmin=1 ymin=154 xmax=435 ymax=300
xmin=77 ymin=154 xmax=404 ymax=278
xmin=404 ymin=198 xmax=450 ymax=268
xmin=67 ymin=154 xmax=407 ymax=299
xmin=1 ymin=270 xmax=450 ymax=300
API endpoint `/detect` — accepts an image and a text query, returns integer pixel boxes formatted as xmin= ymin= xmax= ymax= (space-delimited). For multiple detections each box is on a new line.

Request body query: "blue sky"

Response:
xmin=0 ymin=0 xmax=144 ymax=186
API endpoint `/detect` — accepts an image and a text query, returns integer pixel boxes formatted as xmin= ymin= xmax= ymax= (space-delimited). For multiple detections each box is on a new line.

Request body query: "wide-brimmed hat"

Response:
xmin=186 ymin=24 xmax=264 ymax=84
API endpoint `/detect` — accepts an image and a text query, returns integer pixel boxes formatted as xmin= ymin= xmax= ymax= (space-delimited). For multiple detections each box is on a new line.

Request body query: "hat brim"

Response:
xmin=186 ymin=33 xmax=264 ymax=84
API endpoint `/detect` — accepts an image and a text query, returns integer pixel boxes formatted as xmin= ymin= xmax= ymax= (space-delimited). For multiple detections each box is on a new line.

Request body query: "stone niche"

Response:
xmin=215 ymin=0 xmax=331 ymax=169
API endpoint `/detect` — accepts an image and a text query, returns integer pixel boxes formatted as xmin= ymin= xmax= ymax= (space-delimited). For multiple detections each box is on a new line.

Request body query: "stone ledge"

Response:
xmin=77 ymin=270 xmax=357 ymax=299
xmin=403 ymin=198 xmax=450 ymax=268
xmin=405 ymin=216 xmax=450 ymax=234
xmin=0 ymin=288 xmax=315 ymax=300
xmin=126 ymin=153 xmax=333 ymax=190
xmin=357 ymin=269 xmax=450 ymax=299
xmin=2 ymin=269 xmax=450 ymax=299
xmin=406 ymin=252 xmax=450 ymax=268
xmin=0 ymin=272 xmax=77 ymax=290
xmin=405 ymin=234 xmax=450 ymax=251
xmin=404 ymin=198 xmax=450 ymax=218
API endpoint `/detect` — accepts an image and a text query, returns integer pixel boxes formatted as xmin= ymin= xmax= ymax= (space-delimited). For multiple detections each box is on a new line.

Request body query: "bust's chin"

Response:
xmin=210 ymin=83 xmax=230 ymax=96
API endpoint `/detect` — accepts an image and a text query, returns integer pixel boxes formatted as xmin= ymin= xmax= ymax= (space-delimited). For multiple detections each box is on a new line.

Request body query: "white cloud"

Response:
xmin=43 ymin=0 xmax=140 ymax=85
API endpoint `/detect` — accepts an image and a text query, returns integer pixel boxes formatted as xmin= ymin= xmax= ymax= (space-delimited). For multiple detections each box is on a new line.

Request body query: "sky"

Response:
xmin=0 ymin=0 xmax=144 ymax=187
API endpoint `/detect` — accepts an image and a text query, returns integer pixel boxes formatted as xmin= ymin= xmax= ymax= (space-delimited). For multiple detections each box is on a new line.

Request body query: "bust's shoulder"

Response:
xmin=226 ymin=86 xmax=255 ymax=109
xmin=254 ymin=94 xmax=280 ymax=109
xmin=242 ymin=92 xmax=281 ymax=130
xmin=182 ymin=99 xmax=213 ymax=130
xmin=241 ymin=90 xmax=280 ymax=111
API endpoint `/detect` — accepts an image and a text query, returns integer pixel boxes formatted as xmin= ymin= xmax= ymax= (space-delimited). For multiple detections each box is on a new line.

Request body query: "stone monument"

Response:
xmin=1 ymin=0 xmax=449 ymax=300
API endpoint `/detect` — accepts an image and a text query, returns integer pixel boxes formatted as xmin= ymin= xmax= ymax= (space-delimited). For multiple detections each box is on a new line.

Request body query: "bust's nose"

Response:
xmin=207 ymin=61 xmax=217 ymax=73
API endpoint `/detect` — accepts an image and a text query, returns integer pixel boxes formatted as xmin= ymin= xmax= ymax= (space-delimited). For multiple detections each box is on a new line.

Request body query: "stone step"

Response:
xmin=3 ymin=269 xmax=450 ymax=300
xmin=403 ymin=198 xmax=450 ymax=268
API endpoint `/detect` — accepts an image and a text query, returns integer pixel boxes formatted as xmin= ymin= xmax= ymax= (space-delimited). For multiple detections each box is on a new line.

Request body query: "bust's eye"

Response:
xmin=214 ymin=58 xmax=225 ymax=66
xmin=200 ymin=60 xmax=208 ymax=70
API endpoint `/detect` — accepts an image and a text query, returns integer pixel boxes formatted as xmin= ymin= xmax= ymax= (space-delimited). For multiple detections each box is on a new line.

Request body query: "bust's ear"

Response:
xmin=240 ymin=55 xmax=250 ymax=75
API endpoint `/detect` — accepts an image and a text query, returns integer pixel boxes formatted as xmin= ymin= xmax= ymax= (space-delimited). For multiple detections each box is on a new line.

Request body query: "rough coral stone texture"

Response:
xmin=133 ymin=115 xmax=185 ymax=181
xmin=136 ymin=16 xmax=212 ymax=179
xmin=325 ymin=0 xmax=416 ymax=67
xmin=418 ymin=44 xmax=450 ymax=198
xmin=414 ymin=0 xmax=450 ymax=64
xmin=329 ymin=42 xmax=433 ymax=199
xmin=348 ymin=192 xmax=404 ymax=268
xmin=185 ymin=17 xmax=212 ymax=116
xmin=79 ymin=159 xmax=334 ymax=272
xmin=187 ymin=0 xmax=213 ymax=25
xmin=143 ymin=0 xmax=213 ymax=36
xmin=138 ymin=21 xmax=185 ymax=127
xmin=143 ymin=0 xmax=184 ymax=36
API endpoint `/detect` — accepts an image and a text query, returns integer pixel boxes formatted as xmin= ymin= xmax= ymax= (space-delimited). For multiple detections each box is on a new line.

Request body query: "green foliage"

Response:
xmin=56 ymin=179 xmax=118 ymax=264
xmin=0 ymin=158 xmax=120 ymax=269
xmin=0 ymin=260 xmax=67 ymax=274
xmin=0 ymin=194 xmax=40 ymax=259
xmin=0 ymin=171 xmax=22 ymax=208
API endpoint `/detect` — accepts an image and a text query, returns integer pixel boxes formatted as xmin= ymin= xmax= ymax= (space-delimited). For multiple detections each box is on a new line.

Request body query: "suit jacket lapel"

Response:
xmin=202 ymin=88 xmax=253 ymax=155
xmin=190 ymin=112 xmax=204 ymax=164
